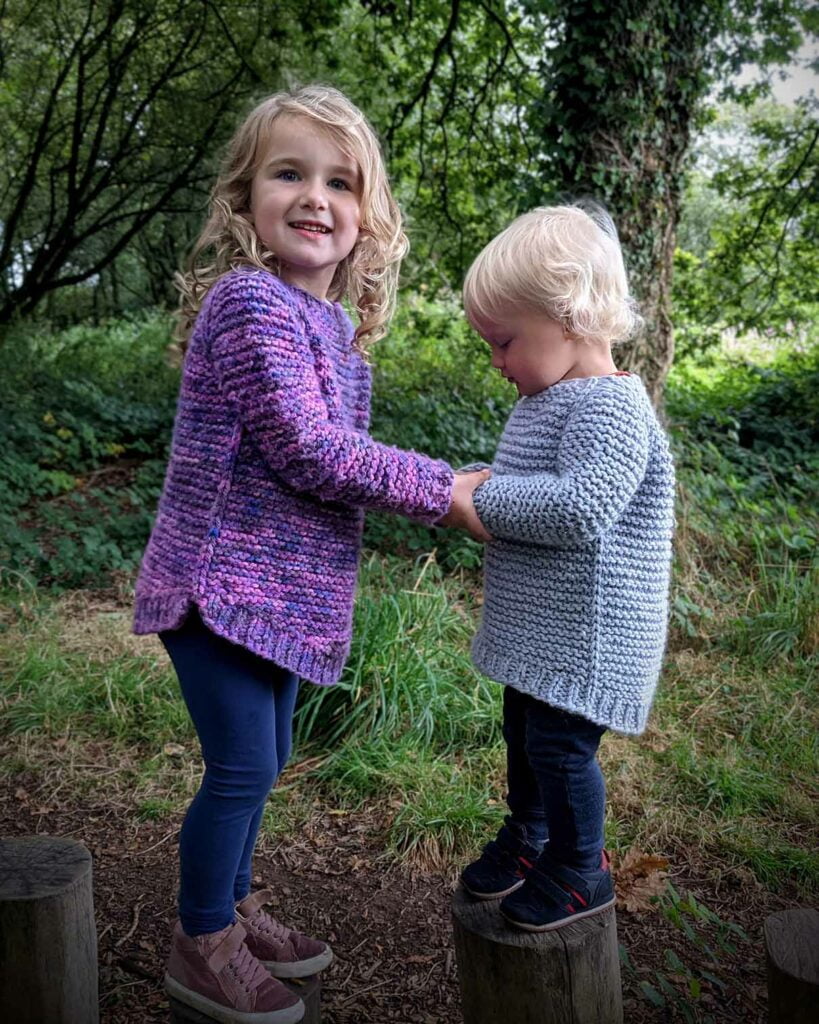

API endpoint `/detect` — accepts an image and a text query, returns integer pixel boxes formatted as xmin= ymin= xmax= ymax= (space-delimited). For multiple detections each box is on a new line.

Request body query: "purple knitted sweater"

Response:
xmin=134 ymin=268 xmax=454 ymax=685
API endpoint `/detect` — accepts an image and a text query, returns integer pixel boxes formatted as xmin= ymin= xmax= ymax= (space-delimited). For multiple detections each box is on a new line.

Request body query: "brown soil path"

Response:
xmin=0 ymin=775 xmax=794 ymax=1023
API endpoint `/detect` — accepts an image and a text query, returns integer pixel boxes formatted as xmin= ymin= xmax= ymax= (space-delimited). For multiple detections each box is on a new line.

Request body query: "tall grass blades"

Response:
xmin=294 ymin=554 xmax=501 ymax=752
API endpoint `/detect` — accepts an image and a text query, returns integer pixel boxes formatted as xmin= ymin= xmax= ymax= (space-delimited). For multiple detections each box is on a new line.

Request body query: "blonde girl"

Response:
xmin=134 ymin=85 xmax=487 ymax=1024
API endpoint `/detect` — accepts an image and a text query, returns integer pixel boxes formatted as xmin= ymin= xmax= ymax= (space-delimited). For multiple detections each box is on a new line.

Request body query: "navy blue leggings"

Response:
xmin=160 ymin=609 xmax=299 ymax=936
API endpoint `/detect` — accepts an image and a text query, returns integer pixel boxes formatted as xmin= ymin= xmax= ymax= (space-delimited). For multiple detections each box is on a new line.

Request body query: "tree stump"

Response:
xmin=764 ymin=908 xmax=819 ymax=1024
xmin=168 ymin=974 xmax=321 ymax=1023
xmin=0 ymin=835 xmax=99 ymax=1024
xmin=452 ymin=885 xmax=622 ymax=1024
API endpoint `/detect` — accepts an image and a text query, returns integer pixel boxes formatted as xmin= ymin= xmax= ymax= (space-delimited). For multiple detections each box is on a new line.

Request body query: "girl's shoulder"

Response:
xmin=206 ymin=266 xmax=296 ymax=312
xmin=198 ymin=268 xmax=304 ymax=343
xmin=574 ymin=371 xmax=650 ymax=412
xmin=200 ymin=267 xmax=356 ymax=354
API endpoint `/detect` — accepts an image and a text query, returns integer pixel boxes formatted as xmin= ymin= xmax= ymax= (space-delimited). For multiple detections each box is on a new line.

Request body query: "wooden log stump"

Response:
xmin=169 ymin=974 xmax=321 ymax=1023
xmin=452 ymin=885 xmax=622 ymax=1024
xmin=764 ymin=908 xmax=819 ymax=1024
xmin=0 ymin=835 xmax=99 ymax=1024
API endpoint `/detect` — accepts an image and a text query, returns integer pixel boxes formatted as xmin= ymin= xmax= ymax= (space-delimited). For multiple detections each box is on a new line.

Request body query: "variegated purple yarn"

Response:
xmin=134 ymin=269 xmax=454 ymax=685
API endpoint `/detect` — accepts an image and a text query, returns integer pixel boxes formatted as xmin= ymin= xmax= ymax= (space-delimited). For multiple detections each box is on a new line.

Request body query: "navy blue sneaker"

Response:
xmin=461 ymin=821 xmax=544 ymax=900
xmin=500 ymin=849 xmax=615 ymax=931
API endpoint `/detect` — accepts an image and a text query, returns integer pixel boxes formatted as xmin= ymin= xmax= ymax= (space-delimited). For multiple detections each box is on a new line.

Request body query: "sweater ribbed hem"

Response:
xmin=133 ymin=591 xmax=347 ymax=687
xmin=471 ymin=633 xmax=651 ymax=736
xmin=133 ymin=591 xmax=194 ymax=635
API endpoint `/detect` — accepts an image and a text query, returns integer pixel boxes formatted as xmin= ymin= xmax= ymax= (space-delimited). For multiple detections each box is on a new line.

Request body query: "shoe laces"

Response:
xmin=225 ymin=937 xmax=271 ymax=994
xmin=250 ymin=907 xmax=291 ymax=946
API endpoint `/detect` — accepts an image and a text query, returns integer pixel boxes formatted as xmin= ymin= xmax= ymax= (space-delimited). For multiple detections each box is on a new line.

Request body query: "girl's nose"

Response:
xmin=490 ymin=350 xmax=504 ymax=370
xmin=299 ymin=181 xmax=328 ymax=210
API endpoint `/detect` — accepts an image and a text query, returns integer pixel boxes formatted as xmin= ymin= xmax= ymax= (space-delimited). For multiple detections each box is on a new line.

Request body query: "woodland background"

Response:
xmin=1 ymin=2 xmax=817 ymax=1022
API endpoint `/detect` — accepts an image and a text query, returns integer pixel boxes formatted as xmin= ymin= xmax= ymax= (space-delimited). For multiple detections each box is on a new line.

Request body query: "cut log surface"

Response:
xmin=0 ymin=835 xmax=99 ymax=1024
xmin=764 ymin=908 xmax=819 ymax=1024
xmin=169 ymin=974 xmax=321 ymax=1023
xmin=452 ymin=886 xmax=623 ymax=1024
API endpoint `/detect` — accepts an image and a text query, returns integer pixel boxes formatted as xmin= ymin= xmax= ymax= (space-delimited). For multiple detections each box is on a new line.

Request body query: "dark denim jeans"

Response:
xmin=503 ymin=685 xmax=607 ymax=873
xmin=160 ymin=609 xmax=299 ymax=936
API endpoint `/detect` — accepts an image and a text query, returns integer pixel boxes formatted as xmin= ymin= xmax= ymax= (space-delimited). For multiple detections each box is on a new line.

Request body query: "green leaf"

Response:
xmin=639 ymin=981 xmax=666 ymax=1007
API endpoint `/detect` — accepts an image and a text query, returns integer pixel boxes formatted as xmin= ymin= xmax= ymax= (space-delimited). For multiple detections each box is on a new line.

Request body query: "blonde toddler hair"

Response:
xmin=176 ymin=84 xmax=408 ymax=349
xmin=463 ymin=204 xmax=642 ymax=344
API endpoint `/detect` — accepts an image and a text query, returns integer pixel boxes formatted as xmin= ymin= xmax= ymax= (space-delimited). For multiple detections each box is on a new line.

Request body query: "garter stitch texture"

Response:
xmin=471 ymin=373 xmax=675 ymax=735
xmin=134 ymin=268 xmax=454 ymax=685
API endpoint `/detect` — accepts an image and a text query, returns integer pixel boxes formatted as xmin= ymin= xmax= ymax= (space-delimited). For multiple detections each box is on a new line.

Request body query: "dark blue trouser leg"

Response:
xmin=503 ymin=686 xmax=549 ymax=846
xmin=160 ymin=610 xmax=299 ymax=936
xmin=503 ymin=686 xmax=606 ymax=872
xmin=232 ymin=678 xmax=298 ymax=904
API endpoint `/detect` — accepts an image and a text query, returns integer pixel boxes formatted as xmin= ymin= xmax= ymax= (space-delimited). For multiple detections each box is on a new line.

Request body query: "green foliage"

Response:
xmin=0 ymin=0 xmax=344 ymax=322
xmin=619 ymin=885 xmax=750 ymax=1022
xmin=365 ymin=295 xmax=514 ymax=567
xmin=675 ymin=100 xmax=819 ymax=348
xmin=0 ymin=314 xmax=177 ymax=586
xmin=294 ymin=553 xmax=502 ymax=752
xmin=667 ymin=340 xmax=819 ymax=542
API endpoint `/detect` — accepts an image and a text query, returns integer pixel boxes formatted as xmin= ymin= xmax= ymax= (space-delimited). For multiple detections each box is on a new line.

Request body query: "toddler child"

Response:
xmin=134 ymin=84 xmax=487 ymax=1023
xmin=458 ymin=204 xmax=675 ymax=932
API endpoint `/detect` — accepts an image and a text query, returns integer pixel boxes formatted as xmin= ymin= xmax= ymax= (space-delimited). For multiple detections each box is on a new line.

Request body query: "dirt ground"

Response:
xmin=1 ymin=771 xmax=802 ymax=1024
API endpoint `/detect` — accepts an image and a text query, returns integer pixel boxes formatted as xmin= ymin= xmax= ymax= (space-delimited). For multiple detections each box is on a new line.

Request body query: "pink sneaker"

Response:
xmin=236 ymin=890 xmax=333 ymax=979
xmin=164 ymin=920 xmax=304 ymax=1024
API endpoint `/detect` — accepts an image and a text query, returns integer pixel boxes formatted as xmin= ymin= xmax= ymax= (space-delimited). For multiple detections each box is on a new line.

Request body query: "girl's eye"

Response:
xmin=328 ymin=178 xmax=351 ymax=191
xmin=276 ymin=169 xmax=299 ymax=182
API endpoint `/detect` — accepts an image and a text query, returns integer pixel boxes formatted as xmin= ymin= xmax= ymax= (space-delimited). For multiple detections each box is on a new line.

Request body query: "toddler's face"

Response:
xmin=473 ymin=309 xmax=580 ymax=396
xmin=248 ymin=116 xmax=361 ymax=299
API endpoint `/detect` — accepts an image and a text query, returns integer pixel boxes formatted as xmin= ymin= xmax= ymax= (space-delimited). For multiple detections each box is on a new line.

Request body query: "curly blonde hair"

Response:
xmin=463 ymin=204 xmax=642 ymax=345
xmin=176 ymin=85 xmax=408 ymax=350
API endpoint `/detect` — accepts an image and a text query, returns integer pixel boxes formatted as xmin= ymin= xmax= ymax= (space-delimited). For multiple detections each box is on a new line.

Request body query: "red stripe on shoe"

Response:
xmin=569 ymin=888 xmax=588 ymax=907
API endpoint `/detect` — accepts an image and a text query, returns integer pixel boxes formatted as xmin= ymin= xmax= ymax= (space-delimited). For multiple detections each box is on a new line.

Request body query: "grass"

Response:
xmin=1 ymin=539 xmax=816 ymax=895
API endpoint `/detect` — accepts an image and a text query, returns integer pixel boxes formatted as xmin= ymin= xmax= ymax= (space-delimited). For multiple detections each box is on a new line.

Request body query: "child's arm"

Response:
xmin=472 ymin=383 xmax=650 ymax=547
xmin=207 ymin=271 xmax=452 ymax=523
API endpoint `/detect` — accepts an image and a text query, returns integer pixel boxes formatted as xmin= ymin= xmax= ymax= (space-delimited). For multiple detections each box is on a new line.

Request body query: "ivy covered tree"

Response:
xmin=518 ymin=0 xmax=815 ymax=401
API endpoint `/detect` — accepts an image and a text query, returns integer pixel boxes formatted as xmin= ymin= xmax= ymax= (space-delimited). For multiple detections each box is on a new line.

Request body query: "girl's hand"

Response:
xmin=438 ymin=469 xmax=492 ymax=542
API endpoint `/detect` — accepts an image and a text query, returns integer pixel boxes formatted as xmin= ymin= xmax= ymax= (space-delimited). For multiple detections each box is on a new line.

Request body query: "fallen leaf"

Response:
xmin=613 ymin=848 xmax=670 ymax=914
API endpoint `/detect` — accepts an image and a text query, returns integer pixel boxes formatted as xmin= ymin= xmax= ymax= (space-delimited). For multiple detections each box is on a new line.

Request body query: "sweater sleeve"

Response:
xmin=207 ymin=271 xmax=453 ymax=523
xmin=472 ymin=381 xmax=650 ymax=546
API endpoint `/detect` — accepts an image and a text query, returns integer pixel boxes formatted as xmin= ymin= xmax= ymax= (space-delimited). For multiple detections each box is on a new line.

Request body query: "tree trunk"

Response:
xmin=0 ymin=836 xmax=99 ymax=1024
xmin=451 ymin=886 xmax=622 ymax=1024
xmin=531 ymin=1 xmax=718 ymax=405
xmin=764 ymin=908 xmax=819 ymax=1024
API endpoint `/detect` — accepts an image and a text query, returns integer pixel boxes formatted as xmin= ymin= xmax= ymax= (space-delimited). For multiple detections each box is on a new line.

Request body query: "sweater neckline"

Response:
xmin=520 ymin=372 xmax=638 ymax=404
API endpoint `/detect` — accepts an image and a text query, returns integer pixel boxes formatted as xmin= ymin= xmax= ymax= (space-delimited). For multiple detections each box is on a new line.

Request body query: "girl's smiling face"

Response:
xmin=249 ymin=116 xmax=361 ymax=299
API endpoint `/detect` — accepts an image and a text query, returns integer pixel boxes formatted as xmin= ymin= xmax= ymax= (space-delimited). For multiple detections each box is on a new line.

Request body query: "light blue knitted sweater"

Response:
xmin=470 ymin=373 xmax=675 ymax=735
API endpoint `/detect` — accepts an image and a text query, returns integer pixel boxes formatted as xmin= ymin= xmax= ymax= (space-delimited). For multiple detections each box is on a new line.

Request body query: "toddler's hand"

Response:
xmin=439 ymin=469 xmax=492 ymax=543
